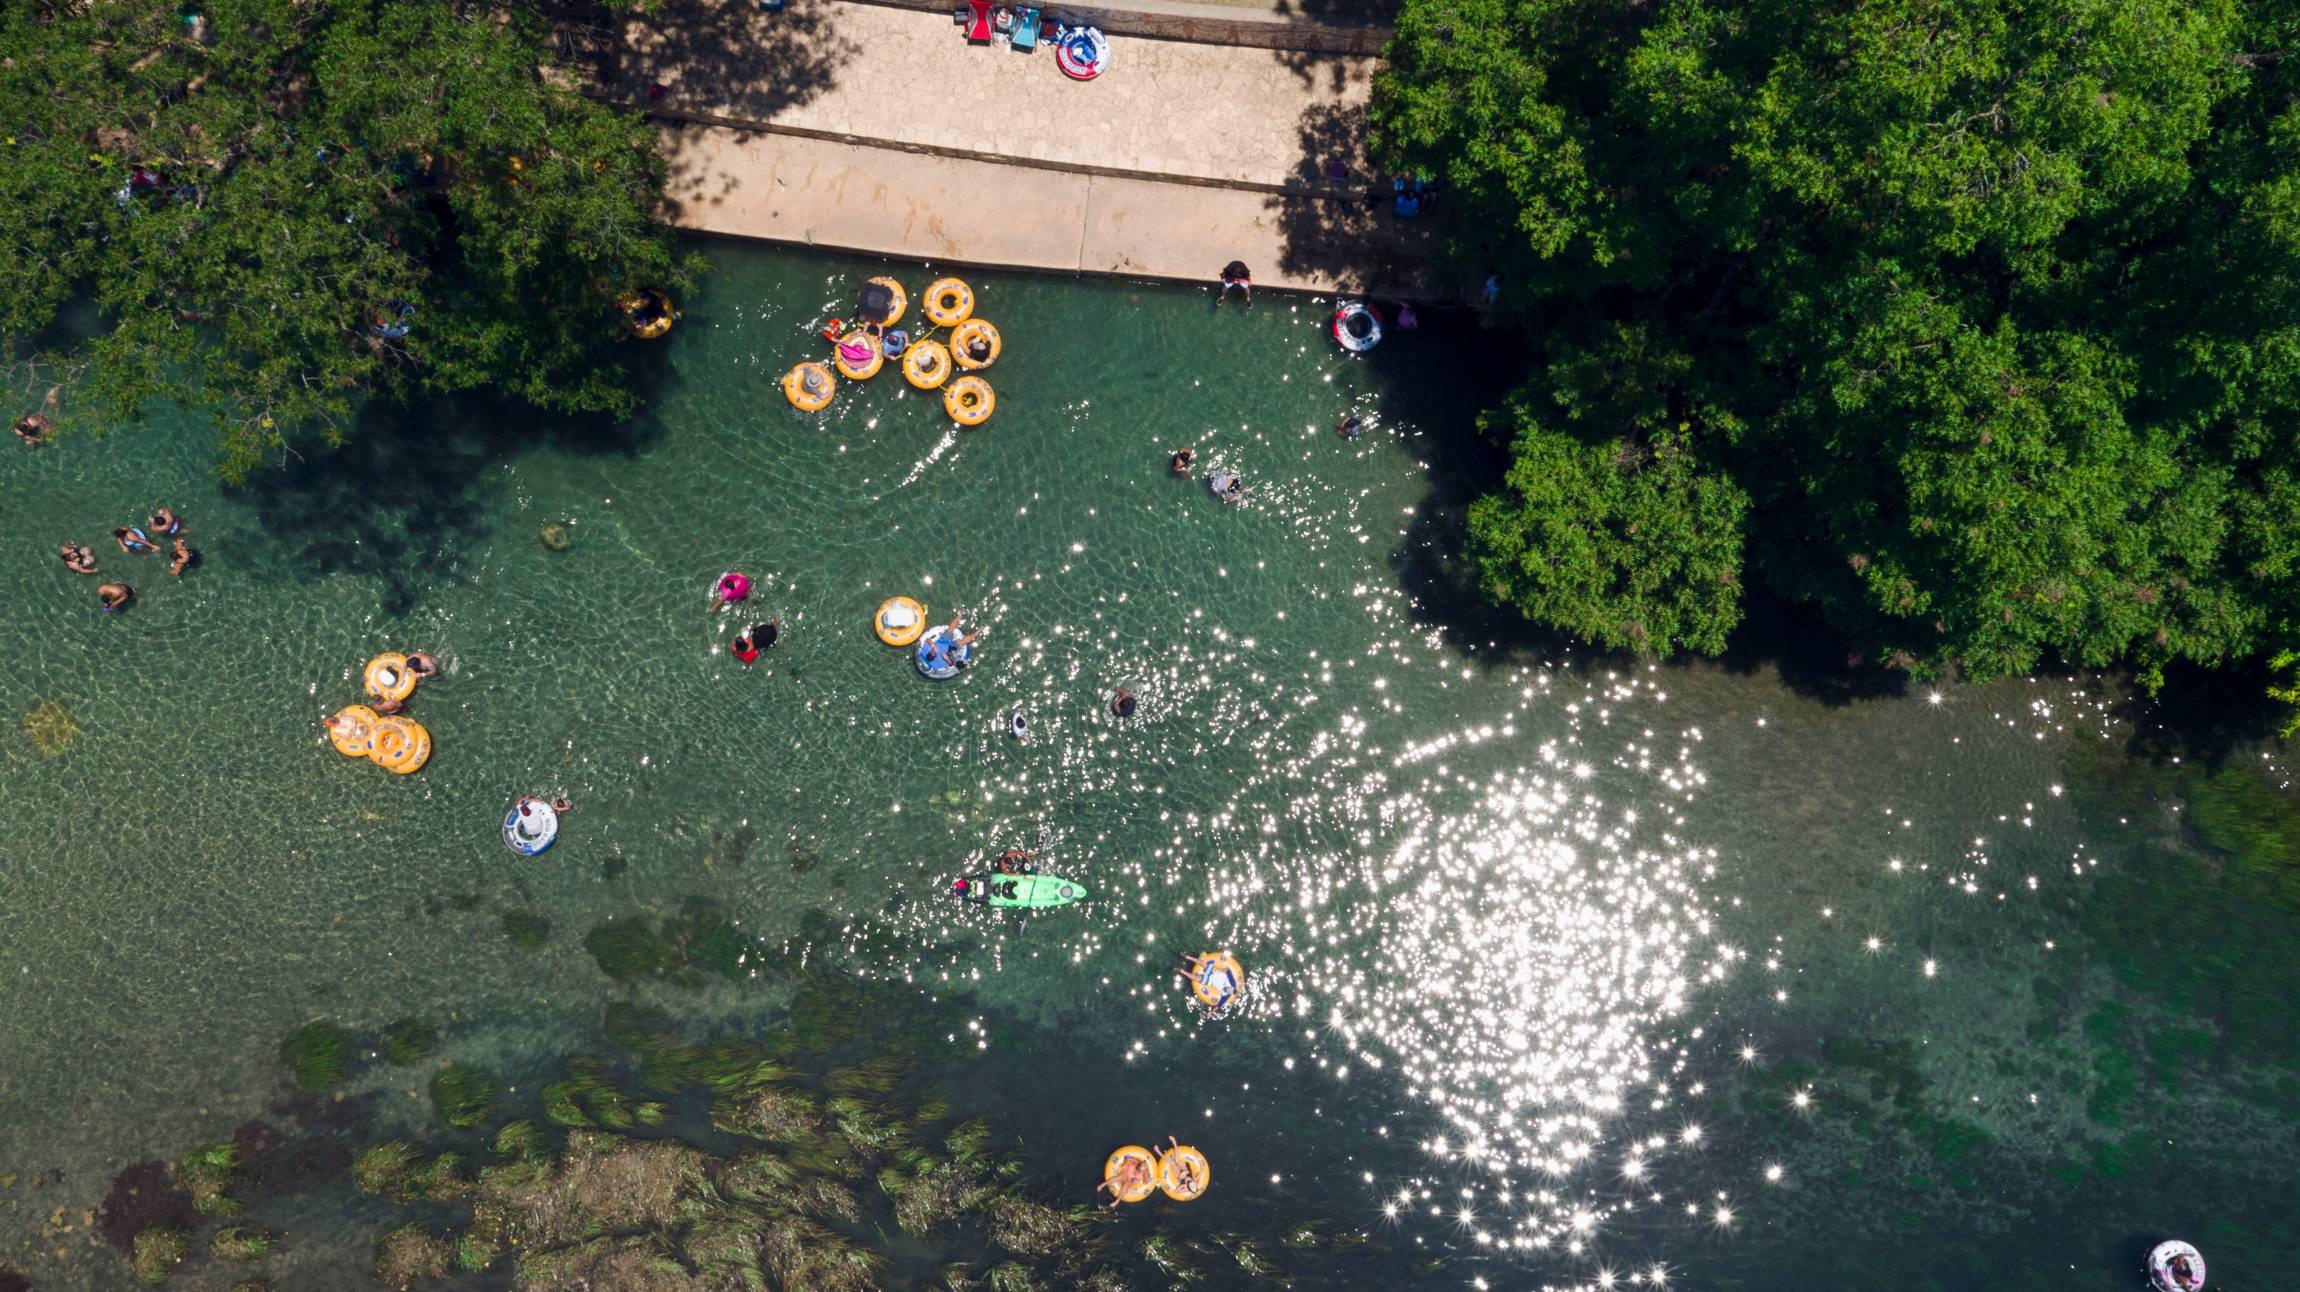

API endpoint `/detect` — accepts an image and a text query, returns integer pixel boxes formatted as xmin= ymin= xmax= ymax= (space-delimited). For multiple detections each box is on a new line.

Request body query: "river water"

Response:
xmin=0 ymin=240 xmax=2294 ymax=1289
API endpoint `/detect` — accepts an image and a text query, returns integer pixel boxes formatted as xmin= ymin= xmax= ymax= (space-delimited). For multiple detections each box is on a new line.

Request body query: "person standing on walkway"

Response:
xmin=1219 ymin=261 xmax=1251 ymax=303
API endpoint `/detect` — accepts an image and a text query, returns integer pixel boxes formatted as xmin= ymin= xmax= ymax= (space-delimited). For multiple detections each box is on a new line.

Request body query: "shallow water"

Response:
xmin=1 ymin=239 xmax=2295 ymax=1288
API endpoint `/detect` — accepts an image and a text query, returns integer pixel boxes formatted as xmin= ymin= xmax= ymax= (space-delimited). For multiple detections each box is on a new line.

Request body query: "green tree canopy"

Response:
xmin=1376 ymin=0 xmax=2300 ymax=687
xmin=1 ymin=0 xmax=698 ymax=479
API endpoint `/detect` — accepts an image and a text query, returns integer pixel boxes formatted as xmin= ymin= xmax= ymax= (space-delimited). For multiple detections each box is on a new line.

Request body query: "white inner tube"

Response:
xmin=503 ymin=797 xmax=560 ymax=855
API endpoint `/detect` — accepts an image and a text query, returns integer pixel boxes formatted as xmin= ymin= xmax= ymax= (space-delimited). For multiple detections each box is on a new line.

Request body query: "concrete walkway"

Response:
xmin=625 ymin=0 xmax=1375 ymax=190
xmin=625 ymin=0 xmax=1442 ymax=297
xmin=662 ymin=123 xmax=1437 ymax=296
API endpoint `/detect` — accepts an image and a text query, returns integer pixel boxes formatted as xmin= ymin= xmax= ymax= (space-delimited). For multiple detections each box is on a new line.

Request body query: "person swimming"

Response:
xmin=994 ymin=848 xmax=1036 ymax=875
xmin=14 ymin=414 xmax=49 ymax=446
xmin=731 ymin=628 xmax=760 ymax=666
xmin=755 ymin=619 xmax=780 ymax=650
xmin=1337 ymin=414 xmax=1363 ymax=440
xmin=113 ymin=526 xmax=159 ymax=555
xmin=1170 ymin=447 xmax=1196 ymax=476
xmin=58 ymin=543 xmax=98 ymax=575
xmin=1110 ymin=688 xmax=1137 ymax=719
xmin=148 ymin=507 xmax=181 ymax=536
xmin=406 ymin=651 xmax=440 ymax=677
xmin=96 ymin=583 xmax=132 ymax=612
xmin=168 ymin=538 xmax=197 ymax=577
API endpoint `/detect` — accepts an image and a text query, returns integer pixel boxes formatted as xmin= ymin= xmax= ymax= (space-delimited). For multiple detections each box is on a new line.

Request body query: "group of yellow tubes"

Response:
xmin=323 ymin=654 xmax=434 ymax=775
xmin=781 ymin=276 xmax=1001 ymax=427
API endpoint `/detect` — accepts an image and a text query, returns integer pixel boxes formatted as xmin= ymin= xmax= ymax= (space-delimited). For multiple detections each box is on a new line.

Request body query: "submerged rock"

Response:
xmin=22 ymin=699 xmax=77 ymax=758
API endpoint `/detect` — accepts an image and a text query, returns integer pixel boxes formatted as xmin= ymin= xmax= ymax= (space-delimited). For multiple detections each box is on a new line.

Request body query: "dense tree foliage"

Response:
xmin=1 ymin=0 xmax=697 ymax=479
xmin=1375 ymin=0 xmax=2300 ymax=690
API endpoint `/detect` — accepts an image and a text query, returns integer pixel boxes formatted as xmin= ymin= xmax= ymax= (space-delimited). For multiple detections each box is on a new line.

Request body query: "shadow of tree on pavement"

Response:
xmin=585 ymin=0 xmax=856 ymax=126
xmin=1263 ymin=101 xmax=1444 ymax=298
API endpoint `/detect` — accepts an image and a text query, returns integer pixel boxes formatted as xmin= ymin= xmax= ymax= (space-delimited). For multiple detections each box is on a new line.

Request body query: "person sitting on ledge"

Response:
xmin=1219 ymin=260 xmax=1251 ymax=302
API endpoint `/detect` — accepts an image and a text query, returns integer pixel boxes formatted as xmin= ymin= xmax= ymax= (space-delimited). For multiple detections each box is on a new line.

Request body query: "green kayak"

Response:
xmin=985 ymin=874 xmax=1087 ymax=909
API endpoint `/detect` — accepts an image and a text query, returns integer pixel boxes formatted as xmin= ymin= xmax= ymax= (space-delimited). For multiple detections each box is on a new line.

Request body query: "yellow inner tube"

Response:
xmin=783 ymin=362 xmax=836 ymax=411
xmin=1104 ymin=1147 xmax=1157 ymax=1205
xmin=876 ymin=596 xmax=927 ymax=647
xmin=951 ymin=319 xmax=1002 ymax=371
xmin=923 ymin=277 xmax=974 ymax=328
xmin=1158 ymin=1145 xmax=1211 ymax=1202
xmin=364 ymin=653 xmax=416 ymax=703
xmin=328 ymin=705 xmax=379 ymax=758
xmin=1190 ymin=951 xmax=1244 ymax=1008
xmin=868 ymin=276 xmax=908 ymax=328
xmin=902 ymin=340 xmax=952 ymax=390
xmin=835 ymin=332 xmax=885 ymax=380
xmin=623 ymin=290 xmax=675 ymax=340
xmin=369 ymin=716 xmax=433 ymax=775
xmin=944 ymin=376 xmax=994 ymax=427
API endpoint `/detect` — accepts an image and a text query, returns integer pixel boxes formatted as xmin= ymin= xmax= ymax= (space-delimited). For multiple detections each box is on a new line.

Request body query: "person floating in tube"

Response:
xmin=918 ymin=610 xmax=978 ymax=673
xmin=1098 ymin=1151 xmax=1152 ymax=1210
xmin=1153 ymin=1136 xmax=1203 ymax=1197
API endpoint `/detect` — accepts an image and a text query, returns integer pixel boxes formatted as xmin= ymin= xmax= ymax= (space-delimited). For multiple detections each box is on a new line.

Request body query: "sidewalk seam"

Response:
xmin=639 ymin=103 xmax=1375 ymax=204
xmin=1077 ymin=173 xmax=1094 ymax=277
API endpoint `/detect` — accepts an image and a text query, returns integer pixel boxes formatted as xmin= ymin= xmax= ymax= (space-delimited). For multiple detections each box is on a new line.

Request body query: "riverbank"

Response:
xmin=613 ymin=0 xmax=1442 ymax=295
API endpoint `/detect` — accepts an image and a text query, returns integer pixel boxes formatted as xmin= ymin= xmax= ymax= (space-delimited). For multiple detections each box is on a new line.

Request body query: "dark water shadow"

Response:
xmin=2110 ymin=655 xmax=2287 ymax=770
xmin=229 ymin=390 xmax=666 ymax=617
xmin=1361 ymin=313 xmax=1612 ymax=669
xmin=1705 ymin=589 xmax=1910 ymax=708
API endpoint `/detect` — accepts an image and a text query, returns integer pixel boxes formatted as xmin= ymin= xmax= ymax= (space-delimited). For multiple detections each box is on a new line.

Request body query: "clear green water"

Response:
xmin=1 ymin=239 xmax=2296 ymax=1288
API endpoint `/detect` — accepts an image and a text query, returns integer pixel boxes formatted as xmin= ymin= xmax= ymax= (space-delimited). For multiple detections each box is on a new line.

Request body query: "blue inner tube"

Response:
xmin=503 ymin=797 xmax=559 ymax=855
xmin=916 ymin=624 xmax=972 ymax=680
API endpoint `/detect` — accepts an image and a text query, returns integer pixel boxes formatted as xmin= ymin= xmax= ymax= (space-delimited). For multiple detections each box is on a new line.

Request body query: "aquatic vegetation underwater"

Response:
xmin=581 ymin=898 xmax=767 ymax=986
xmin=275 ymin=1022 xmax=349 ymax=1094
xmin=380 ymin=1018 xmax=439 ymax=1065
xmin=72 ymin=973 xmax=1389 ymax=1289
xmin=428 ymin=1063 xmax=500 ymax=1129
xmin=21 ymin=699 xmax=78 ymax=758
xmin=2062 ymin=737 xmax=2300 ymax=1064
